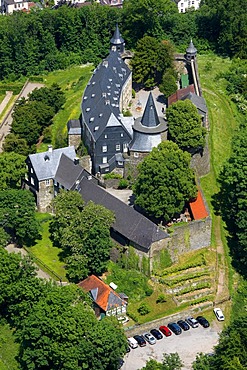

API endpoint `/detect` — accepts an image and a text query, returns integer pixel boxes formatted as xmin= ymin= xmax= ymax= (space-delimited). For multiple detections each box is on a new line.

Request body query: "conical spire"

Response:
xmin=110 ymin=24 xmax=125 ymax=52
xmin=141 ymin=93 xmax=160 ymax=128
xmin=186 ymin=39 xmax=197 ymax=55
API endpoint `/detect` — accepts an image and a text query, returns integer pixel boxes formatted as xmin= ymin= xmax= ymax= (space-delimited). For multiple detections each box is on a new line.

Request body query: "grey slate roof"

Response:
xmin=129 ymin=93 xmax=167 ymax=152
xmin=110 ymin=24 xmax=125 ymax=46
xmin=54 ymin=154 xmax=85 ymax=190
xmin=186 ymin=40 xmax=197 ymax=55
xmin=28 ymin=146 xmax=76 ymax=181
xmin=78 ymin=177 xmax=168 ymax=251
xmin=181 ymin=92 xmax=207 ymax=113
xmin=81 ymin=49 xmax=132 ymax=142
xmin=67 ymin=119 xmax=81 ymax=135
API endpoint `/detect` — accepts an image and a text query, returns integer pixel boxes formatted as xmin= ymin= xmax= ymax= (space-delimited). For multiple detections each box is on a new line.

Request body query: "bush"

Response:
xmin=103 ymin=173 xmax=122 ymax=180
xmin=156 ymin=293 xmax=167 ymax=303
xmin=137 ymin=302 xmax=151 ymax=315
xmin=123 ymin=110 xmax=132 ymax=117
xmin=118 ymin=179 xmax=128 ymax=189
xmin=132 ymin=89 xmax=136 ymax=98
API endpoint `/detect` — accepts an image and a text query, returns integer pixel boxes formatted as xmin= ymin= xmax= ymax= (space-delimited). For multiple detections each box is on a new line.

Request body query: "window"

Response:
xmin=30 ymin=167 xmax=33 ymax=174
xmin=102 ymin=157 xmax=107 ymax=164
xmin=45 ymin=179 xmax=50 ymax=186
xmin=116 ymin=144 xmax=121 ymax=151
xmin=134 ymin=152 xmax=139 ymax=158
xmin=31 ymin=177 xmax=34 ymax=185
xmin=102 ymin=145 xmax=107 ymax=153
xmin=104 ymin=134 xmax=108 ymax=139
xmin=120 ymin=133 xmax=124 ymax=137
xmin=123 ymin=143 xmax=128 ymax=153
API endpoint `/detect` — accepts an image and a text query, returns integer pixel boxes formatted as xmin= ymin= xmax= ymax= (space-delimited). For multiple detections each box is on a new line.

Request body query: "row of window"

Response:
xmin=102 ymin=143 xmax=128 ymax=153
xmin=104 ymin=133 xmax=124 ymax=139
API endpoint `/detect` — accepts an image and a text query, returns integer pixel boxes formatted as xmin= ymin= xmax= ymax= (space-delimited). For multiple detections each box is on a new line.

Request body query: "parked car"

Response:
xmin=159 ymin=326 xmax=172 ymax=337
xmin=127 ymin=337 xmax=138 ymax=349
xmin=168 ymin=322 xmax=182 ymax=335
xmin=150 ymin=329 xmax=163 ymax=340
xmin=214 ymin=307 xmax=225 ymax=321
xmin=196 ymin=316 xmax=210 ymax=328
xmin=186 ymin=316 xmax=199 ymax=328
xmin=133 ymin=335 xmax=146 ymax=347
xmin=143 ymin=333 xmax=156 ymax=345
xmin=177 ymin=319 xmax=190 ymax=331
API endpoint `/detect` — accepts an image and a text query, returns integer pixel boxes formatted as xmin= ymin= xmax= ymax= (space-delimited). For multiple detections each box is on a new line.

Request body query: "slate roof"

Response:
xmin=168 ymin=85 xmax=195 ymax=106
xmin=67 ymin=119 xmax=81 ymax=135
xmin=54 ymin=154 xmax=85 ymax=190
xmin=186 ymin=40 xmax=197 ymax=55
xmin=181 ymin=92 xmax=207 ymax=113
xmin=110 ymin=24 xmax=124 ymax=45
xmin=28 ymin=146 xmax=76 ymax=181
xmin=129 ymin=93 xmax=167 ymax=152
xmin=81 ymin=49 xmax=132 ymax=142
xmin=78 ymin=275 xmax=127 ymax=312
xmin=78 ymin=177 xmax=168 ymax=251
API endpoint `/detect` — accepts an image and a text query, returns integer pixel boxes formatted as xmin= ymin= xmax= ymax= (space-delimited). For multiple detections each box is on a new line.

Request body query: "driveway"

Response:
xmin=122 ymin=325 xmax=220 ymax=370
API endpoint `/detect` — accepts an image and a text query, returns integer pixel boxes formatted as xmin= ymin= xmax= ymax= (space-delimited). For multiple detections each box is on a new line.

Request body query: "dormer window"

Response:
xmin=90 ymin=117 xmax=95 ymax=122
xmin=102 ymin=92 xmax=106 ymax=98
xmin=94 ymin=126 xmax=99 ymax=131
xmin=91 ymin=94 xmax=95 ymax=98
xmin=83 ymin=96 xmax=88 ymax=100
xmin=44 ymin=155 xmax=50 ymax=162
xmin=99 ymin=113 xmax=103 ymax=117
xmin=86 ymin=108 xmax=90 ymax=112
xmin=109 ymin=78 xmax=112 ymax=82
xmin=92 ymin=81 xmax=95 ymax=85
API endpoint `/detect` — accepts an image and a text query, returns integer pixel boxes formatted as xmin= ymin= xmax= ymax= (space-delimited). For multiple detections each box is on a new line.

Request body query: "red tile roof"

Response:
xmin=189 ymin=190 xmax=209 ymax=220
xmin=78 ymin=275 xmax=126 ymax=312
xmin=168 ymin=85 xmax=195 ymax=106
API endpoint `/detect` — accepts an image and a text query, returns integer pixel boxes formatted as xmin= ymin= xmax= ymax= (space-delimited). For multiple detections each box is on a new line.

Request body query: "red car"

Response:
xmin=159 ymin=326 xmax=172 ymax=337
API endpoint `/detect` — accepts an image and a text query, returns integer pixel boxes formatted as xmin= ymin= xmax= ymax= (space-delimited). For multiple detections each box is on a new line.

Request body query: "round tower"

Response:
xmin=186 ymin=39 xmax=197 ymax=61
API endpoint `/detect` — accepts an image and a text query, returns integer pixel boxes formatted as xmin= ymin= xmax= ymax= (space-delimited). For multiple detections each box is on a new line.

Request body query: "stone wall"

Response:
xmin=151 ymin=217 xmax=212 ymax=265
xmin=121 ymin=74 xmax=132 ymax=112
xmin=190 ymin=136 xmax=210 ymax=177
xmin=68 ymin=134 xmax=81 ymax=149
xmin=124 ymin=152 xmax=148 ymax=181
xmin=38 ymin=180 xmax=54 ymax=213
xmin=79 ymin=155 xmax=92 ymax=173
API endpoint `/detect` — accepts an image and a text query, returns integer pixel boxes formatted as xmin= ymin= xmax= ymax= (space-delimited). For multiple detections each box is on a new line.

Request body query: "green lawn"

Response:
xmin=36 ymin=64 xmax=93 ymax=152
xmin=0 ymin=320 xmax=20 ymax=370
xmin=27 ymin=213 xmax=67 ymax=281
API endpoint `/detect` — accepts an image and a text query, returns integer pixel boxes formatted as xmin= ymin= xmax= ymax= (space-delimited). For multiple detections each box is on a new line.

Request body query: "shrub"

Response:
xmin=132 ymin=89 xmax=136 ymax=98
xmin=137 ymin=302 xmax=151 ymax=315
xmin=103 ymin=173 xmax=122 ymax=180
xmin=118 ymin=179 xmax=128 ymax=189
xmin=156 ymin=293 xmax=167 ymax=303
xmin=123 ymin=110 xmax=132 ymax=117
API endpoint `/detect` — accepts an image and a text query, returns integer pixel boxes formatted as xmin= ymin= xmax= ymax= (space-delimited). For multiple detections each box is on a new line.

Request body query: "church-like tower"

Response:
xmin=185 ymin=39 xmax=197 ymax=61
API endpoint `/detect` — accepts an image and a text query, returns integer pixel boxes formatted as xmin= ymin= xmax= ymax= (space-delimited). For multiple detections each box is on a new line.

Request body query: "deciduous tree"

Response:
xmin=133 ymin=141 xmax=197 ymax=220
xmin=0 ymin=152 xmax=26 ymax=190
xmin=166 ymin=100 xmax=207 ymax=153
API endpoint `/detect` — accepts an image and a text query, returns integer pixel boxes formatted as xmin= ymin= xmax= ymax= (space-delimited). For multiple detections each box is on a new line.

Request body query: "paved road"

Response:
xmin=0 ymin=91 xmax=13 ymax=114
xmin=122 ymin=325 xmax=220 ymax=370
xmin=0 ymin=82 xmax=44 ymax=151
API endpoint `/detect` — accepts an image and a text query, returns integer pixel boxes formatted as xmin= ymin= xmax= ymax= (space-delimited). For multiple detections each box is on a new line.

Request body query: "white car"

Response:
xmin=214 ymin=307 xmax=225 ymax=321
xmin=127 ymin=337 xmax=138 ymax=349
xmin=143 ymin=333 xmax=156 ymax=345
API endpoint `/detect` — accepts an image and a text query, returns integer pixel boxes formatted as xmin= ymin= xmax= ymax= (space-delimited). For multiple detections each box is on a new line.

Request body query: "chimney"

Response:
xmin=48 ymin=145 xmax=53 ymax=153
xmin=74 ymin=158 xmax=79 ymax=165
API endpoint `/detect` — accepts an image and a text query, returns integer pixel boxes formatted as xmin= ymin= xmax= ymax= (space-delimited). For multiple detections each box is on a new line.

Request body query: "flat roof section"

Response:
xmin=189 ymin=190 xmax=209 ymax=220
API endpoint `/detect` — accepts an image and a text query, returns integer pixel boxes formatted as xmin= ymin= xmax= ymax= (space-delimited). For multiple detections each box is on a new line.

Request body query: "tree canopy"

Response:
xmin=142 ymin=353 xmax=183 ymax=370
xmin=50 ymin=191 xmax=115 ymax=280
xmin=0 ymin=152 xmax=26 ymax=190
xmin=131 ymin=36 xmax=175 ymax=88
xmin=217 ymin=123 xmax=247 ymax=277
xmin=166 ymin=100 xmax=207 ymax=153
xmin=0 ymin=189 xmax=40 ymax=246
xmin=133 ymin=141 xmax=197 ymax=220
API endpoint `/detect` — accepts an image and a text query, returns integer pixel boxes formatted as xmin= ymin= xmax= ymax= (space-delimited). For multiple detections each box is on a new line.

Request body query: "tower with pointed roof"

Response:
xmin=125 ymin=93 xmax=168 ymax=179
xmin=186 ymin=39 xmax=197 ymax=61
xmin=110 ymin=24 xmax=125 ymax=53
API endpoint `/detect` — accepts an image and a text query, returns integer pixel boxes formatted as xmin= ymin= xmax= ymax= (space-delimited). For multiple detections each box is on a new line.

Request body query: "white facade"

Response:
xmin=2 ymin=0 xmax=30 ymax=14
xmin=176 ymin=0 xmax=201 ymax=13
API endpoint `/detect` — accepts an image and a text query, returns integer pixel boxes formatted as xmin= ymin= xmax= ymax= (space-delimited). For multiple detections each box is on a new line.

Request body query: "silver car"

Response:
xmin=143 ymin=333 xmax=156 ymax=345
xmin=214 ymin=307 xmax=225 ymax=321
xmin=186 ymin=316 xmax=199 ymax=328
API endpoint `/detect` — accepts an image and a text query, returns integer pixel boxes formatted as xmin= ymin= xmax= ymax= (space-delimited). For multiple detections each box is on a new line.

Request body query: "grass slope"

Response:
xmin=37 ymin=64 xmax=93 ymax=152
xmin=0 ymin=320 xmax=20 ymax=370
xmin=27 ymin=213 xmax=67 ymax=281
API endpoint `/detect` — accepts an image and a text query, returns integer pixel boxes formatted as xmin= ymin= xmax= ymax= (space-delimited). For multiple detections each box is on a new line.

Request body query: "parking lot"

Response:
xmin=121 ymin=325 xmax=219 ymax=370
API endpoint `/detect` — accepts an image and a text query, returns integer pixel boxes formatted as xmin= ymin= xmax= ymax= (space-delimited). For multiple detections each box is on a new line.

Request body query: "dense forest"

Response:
xmin=0 ymin=0 xmax=246 ymax=80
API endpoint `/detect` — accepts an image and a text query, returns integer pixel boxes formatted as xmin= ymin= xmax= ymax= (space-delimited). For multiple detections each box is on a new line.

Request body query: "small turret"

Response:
xmin=110 ymin=24 xmax=125 ymax=53
xmin=186 ymin=39 xmax=197 ymax=61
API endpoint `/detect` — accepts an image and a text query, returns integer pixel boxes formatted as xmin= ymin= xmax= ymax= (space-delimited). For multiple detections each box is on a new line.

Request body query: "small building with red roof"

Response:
xmin=78 ymin=275 xmax=127 ymax=318
xmin=189 ymin=189 xmax=209 ymax=220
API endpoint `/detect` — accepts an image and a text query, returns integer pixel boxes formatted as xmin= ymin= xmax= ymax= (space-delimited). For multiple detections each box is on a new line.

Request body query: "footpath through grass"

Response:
xmin=198 ymin=55 xmax=242 ymax=292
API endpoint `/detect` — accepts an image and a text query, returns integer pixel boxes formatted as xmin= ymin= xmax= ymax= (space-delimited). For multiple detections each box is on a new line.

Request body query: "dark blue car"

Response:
xmin=168 ymin=322 xmax=182 ymax=335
